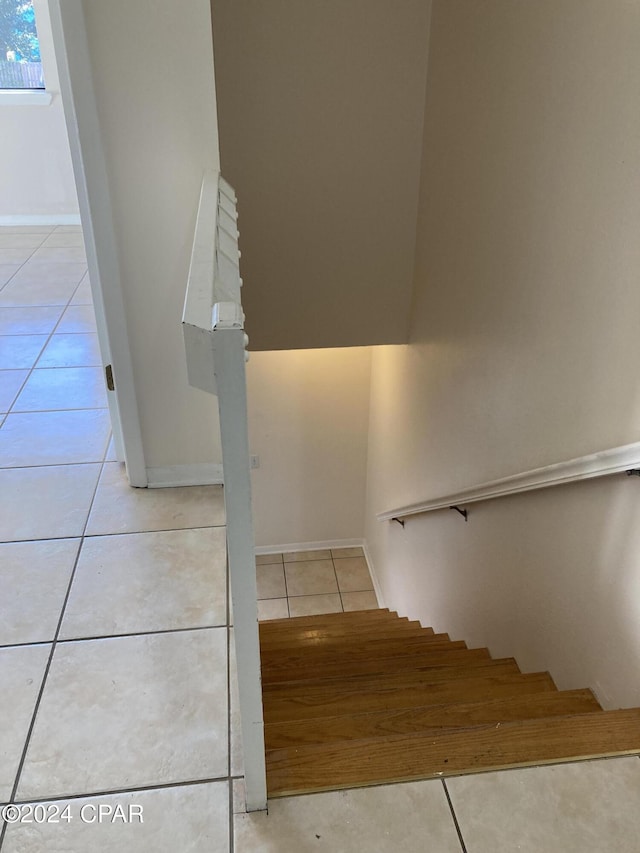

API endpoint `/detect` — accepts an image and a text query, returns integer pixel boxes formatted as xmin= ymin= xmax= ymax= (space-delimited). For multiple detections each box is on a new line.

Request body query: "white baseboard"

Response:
xmin=0 ymin=213 xmax=82 ymax=226
xmin=146 ymin=464 xmax=224 ymax=488
xmin=362 ymin=540 xmax=385 ymax=609
xmin=255 ymin=538 xmax=363 ymax=555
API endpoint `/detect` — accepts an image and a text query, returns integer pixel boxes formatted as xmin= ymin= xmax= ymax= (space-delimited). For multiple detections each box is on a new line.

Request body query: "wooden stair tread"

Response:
xmin=263 ymin=656 xmax=522 ymax=693
xmin=263 ymin=671 xmax=556 ymax=723
xmin=264 ymin=689 xmax=602 ymax=748
xmin=261 ymin=645 xmax=492 ymax=684
xmin=259 ymin=609 xmax=397 ymax=631
xmin=261 ymin=634 xmax=464 ymax=665
xmin=259 ymin=622 xmax=428 ymax=646
xmin=266 ymin=708 xmax=640 ymax=797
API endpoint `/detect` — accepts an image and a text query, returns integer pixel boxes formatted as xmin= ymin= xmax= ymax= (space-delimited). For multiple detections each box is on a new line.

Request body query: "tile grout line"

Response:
xmin=442 ymin=779 xmax=468 ymax=853
xmin=2 ymin=776 xmax=233 ymax=807
xmin=1 ymin=520 xmax=226 ymax=546
xmin=0 ymin=623 xmax=230 ymax=652
xmin=0 ymin=454 xmax=107 ymax=849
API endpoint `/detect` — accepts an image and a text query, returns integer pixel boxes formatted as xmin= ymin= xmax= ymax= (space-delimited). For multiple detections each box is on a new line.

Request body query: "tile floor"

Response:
xmin=255 ymin=548 xmax=379 ymax=620
xmin=2 ymin=225 xmax=640 ymax=851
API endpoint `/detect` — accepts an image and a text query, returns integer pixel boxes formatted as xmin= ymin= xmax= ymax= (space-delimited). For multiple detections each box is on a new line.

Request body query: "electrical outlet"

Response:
xmin=250 ymin=455 xmax=260 ymax=469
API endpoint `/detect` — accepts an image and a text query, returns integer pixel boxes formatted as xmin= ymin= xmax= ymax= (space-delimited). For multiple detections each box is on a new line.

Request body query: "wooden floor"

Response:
xmin=260 ymin=609 xmax=640 ymax=798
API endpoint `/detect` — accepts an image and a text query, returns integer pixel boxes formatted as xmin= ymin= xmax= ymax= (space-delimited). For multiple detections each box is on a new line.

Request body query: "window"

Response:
xmin=0 ymin=0 xmax=44 ymax=89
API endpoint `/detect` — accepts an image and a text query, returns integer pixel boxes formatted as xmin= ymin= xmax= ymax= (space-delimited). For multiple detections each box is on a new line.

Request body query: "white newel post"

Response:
xmin=182 ymin=173 xmax=267 ymax=812
xmin=212 ymin=319 xmax=267 ymax=812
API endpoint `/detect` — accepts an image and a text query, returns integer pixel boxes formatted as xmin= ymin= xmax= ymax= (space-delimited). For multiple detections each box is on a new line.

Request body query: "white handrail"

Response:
xmin=182 ymin=172 xmax=267 ymax=812
xmin=377 ymin=441 xmax=640 ymax=522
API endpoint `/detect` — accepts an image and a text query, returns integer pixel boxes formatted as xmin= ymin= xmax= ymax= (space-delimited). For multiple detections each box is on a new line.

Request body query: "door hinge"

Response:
xmin=105 ymin=364 xmax=115 ymax=391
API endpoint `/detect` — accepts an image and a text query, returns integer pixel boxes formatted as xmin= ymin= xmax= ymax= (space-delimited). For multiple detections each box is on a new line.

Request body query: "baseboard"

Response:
xmin=0 ymin=213 xmax=82 ymax=226
xmin=255 ymin=538 xmax=364 ymax=555
xmin=362 ymin=540 xmax=385 ymax=609
xmin=146 ymin=464 xmax=224 ymax=488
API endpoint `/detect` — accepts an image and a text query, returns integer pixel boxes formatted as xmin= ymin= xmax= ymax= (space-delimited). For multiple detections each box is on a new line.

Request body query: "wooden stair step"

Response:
xmin=263 ymin=670 xmax=556 ymax=723
xmin=261 ymin=645 xmax=491 ymax=684
xmin=264 ymin=656 xmax=522 ymax=694
xmin=264 ymin=688 xmax=602 ymax=748
xmin=259 ymin=609 xmax=397 ymax=632
xmin=261 ymin=634 xmax=462 ymax=665
xmin=259 ymin=621 xmax=428 ymax=646
xmin=266 ymin=708 xmax=640 ymax=797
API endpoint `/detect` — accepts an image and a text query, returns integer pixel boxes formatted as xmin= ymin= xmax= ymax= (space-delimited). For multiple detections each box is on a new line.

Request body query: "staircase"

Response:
xmin=260 ymin=608 xmax=640 ymax=798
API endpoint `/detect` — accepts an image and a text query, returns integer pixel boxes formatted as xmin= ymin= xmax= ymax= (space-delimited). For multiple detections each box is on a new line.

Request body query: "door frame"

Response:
xmin=48 ymin=0 xmax=147 ymax=486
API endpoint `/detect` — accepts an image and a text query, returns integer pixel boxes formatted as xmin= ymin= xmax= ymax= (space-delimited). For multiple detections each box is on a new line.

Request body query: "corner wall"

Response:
xmin=247 ymin=347 xmax=371 ymax=547
xmin=248 ymin=348 xmax=371 ymax=548
xmin=0 ymin=0 xmax=78 ymax=222
xmin=365 ymin=0 xmax=640 ymax=708
xmin=81 ymin=0 xmax=222 ymax=472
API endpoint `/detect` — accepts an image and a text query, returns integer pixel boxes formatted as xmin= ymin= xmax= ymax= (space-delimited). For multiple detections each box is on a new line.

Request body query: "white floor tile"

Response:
xmin=0 ymin=248 xmax=35 ymax=265
xmin=0 ymin=234 xmax=46 ymax=249
xmin=70 ymin=278 xmax=92 ymax=305
xmin=18 ymin=629 xmax=228 ymax=800
xmin=0 ymin=464 xmax=101 ymax=542
xmin=13 ymin=367 xmax=108 ymax=411
xmin=57 ymin=304 xmax=98 ymax=334
xmin=40 ymin=232 xmax=85 ymax=248
xmin=341 ymin=590 xmax=379 ymax=611
xmin=0 ymin=307 xmax=64 ymax=336
xmin=0 ymin=410 xmax=111 ymax=467
xmin=0 ymin=335 xmax=47 ymax=369
xmin=30 ymin=246 xmax=87 ymax=264
xmin=256 ymin=564 xmax=287 ymax=599
xmin=3 ymin=782 xmax=230 ymax=853
xmin=0 ymin=225 xmax=54 ymax=234
xmin=284 ymin=560 xmax=338 ymax=597
xmin=0 ymin=539 xmax=79 ymax=645
xmin=60 ymin=527 xmax=228 ymax=639
xmin=447 ymin=758 xmax=640 ymax=853
xmin=0 ymin=264 xmax=21 ymax=286
xmin=0 ymin=644 xmax=51 ymax=801
xmin=36 ymin=333 xmax=102 ymax=367
xmin=87 ymin=462 xmax=225 ymax=535
xmin=0 ymin=370 xmax=28 ymax=411
xmin=257 ymin=599 xmax=289 ymax=621
xmin=287 ymin=593 xmax=343 ymax=617
xmin=234 ymin=780 xmax=461 ymax=852
xmin=333 ymin=557 xmax=373 ymax=592
xmin=283 ymin=549 xmax=332 ymax=562
xmin=0 ymin=275 xmax=82 ymax=307
xmin=9 ymin=262 xmax=87 ymax=288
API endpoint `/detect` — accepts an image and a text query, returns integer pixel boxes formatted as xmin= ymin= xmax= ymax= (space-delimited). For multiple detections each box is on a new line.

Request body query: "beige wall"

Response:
xmin=81 ymin=0 xmax=222 ymax=470
xmin=0 ymin=0 xmax=78 ymax=221
xmin=211 ymin=0 xmax=431 ymax=350
xmin=248 ymin=348 xmax=371 ymax=547
xmin=365 ymin=0 xmax=640 ymax=708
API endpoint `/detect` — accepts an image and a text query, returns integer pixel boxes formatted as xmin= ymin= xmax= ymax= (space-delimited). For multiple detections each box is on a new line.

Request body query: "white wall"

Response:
xmin=247 ymin=348 xmax=371 ymax=547
xmin=365 ymin=0 xmax=640 ymax=708
xmin=0 ymin=0 xmax=78 ymax=222
xmin=80 ymin=0 xmax=222 ymax=472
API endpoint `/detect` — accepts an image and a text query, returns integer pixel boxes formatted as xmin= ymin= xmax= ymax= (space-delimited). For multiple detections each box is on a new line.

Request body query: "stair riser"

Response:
xmin=266 ymin=709 xmax=640 ymax=797
xmin=264 ymin=689 xmax=602 ymax=748
xmin=262 ymin=646 xmax=491 ymax=684
xmin=264 ymin=673 xmax=557 ymax=723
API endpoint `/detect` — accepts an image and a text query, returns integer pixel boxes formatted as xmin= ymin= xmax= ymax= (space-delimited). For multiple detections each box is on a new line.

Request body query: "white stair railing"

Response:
xmin=182 ymin=172 xmax=266 ymax=811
